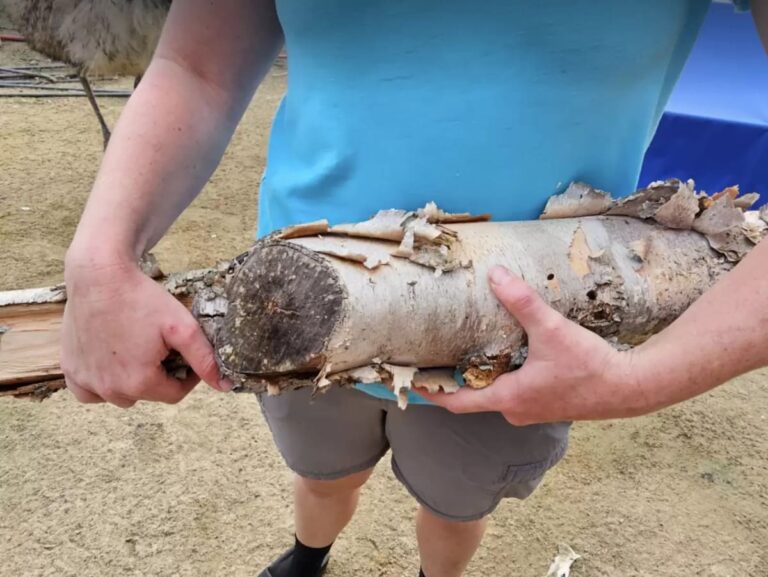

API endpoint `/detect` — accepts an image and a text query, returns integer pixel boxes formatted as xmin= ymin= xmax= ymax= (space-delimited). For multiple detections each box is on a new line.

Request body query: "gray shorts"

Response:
xmin=258 ymin=387 xmax=570 ymax=522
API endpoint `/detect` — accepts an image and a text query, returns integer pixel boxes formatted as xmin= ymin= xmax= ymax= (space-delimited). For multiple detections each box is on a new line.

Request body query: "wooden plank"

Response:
xmin=0 ymin=301 xmax=65 ymax=387
xmin=0 ymin=378 xmax=66 ymax=400
xmin=0 ymin=264 xmax=233 ymax=399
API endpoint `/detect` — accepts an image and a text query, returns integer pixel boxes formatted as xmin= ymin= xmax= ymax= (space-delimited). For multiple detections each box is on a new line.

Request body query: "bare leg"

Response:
xmin=79 ymin=75 xmax=111 ymax=149
xmin=294 ymin=467 xmax=374 ymax=547
xmin=417 ymin=507 xmax=487 ymax=577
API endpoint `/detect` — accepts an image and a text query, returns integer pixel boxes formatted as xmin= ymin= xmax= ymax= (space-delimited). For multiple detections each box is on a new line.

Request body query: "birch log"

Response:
xmin=207 ymin=180 xmax=766 ymax=407
xmin=213 ymin=216 xmax=733 ymax=402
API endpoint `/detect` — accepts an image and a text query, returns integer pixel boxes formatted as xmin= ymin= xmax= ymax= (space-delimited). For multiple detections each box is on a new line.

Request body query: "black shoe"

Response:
xmin=258 ymin=547 xmax=331 ymax=577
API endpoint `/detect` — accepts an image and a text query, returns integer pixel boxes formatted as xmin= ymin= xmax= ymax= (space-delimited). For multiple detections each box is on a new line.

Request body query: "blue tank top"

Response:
xmin=257 ymin=0 xmax=747 ymax=403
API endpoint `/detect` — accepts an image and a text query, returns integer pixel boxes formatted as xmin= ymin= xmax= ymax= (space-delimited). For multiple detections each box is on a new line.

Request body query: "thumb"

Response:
xmin=162 ymin=314 xmax=232 ymax=392
xmin=488 ymin=266 xmax=561 ymax=332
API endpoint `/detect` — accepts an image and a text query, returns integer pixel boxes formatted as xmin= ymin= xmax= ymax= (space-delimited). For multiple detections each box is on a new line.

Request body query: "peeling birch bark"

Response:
xmin=213 ymin=216 xmax=741 ymax=400
xmin=207 ymin=181 xmax=763 ymax=402
xmin=540 ymin=182 xmax=613 ymax=219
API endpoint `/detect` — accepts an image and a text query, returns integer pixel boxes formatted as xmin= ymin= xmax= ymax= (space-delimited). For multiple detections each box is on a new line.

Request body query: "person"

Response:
xmin=61 ymin=1 xmax=768 ymax=576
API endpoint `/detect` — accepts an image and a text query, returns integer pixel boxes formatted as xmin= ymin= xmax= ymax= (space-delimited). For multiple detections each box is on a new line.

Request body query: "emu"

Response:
xmin=2 ymin=0 xmax=171 ymax=148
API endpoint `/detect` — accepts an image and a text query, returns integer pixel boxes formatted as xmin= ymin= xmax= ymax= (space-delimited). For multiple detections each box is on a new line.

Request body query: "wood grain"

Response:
xmin=0 ymin=301 xmax=65 ymax=389
xmin=0 ymin=264 xmax=226 ymax=399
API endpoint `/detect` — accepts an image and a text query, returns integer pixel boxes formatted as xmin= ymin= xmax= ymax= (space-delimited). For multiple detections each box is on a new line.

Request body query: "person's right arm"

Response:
xmin=62 ymin=0 xmax=284 ymax=407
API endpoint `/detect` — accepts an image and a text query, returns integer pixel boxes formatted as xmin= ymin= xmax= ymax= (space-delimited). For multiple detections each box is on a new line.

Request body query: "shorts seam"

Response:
xmin=257 ymin=391 xmax=389 ymax=482
xmin=502 ymin=437 xmax=569 ymax=484
xmin=391 ymin=438 xmax=569 ymax=523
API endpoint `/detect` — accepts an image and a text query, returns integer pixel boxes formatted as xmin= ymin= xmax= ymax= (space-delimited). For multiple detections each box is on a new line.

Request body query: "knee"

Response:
xmin=418 ymin=506 xmax=488 ymax=533
xmin=297 ymin=467 xmax=374 ymax=498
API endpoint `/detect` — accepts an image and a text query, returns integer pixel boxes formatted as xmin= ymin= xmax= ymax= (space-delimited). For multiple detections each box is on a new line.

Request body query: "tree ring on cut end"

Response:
xmin=217 ymin=240 xmax=345 ymax=377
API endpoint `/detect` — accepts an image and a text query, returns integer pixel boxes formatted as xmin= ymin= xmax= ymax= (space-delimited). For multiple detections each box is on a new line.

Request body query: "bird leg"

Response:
xmin=78 ymin=75 xmax=111 ymax=150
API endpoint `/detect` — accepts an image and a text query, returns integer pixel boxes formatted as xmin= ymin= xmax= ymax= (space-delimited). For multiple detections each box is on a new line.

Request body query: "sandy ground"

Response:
xmin=2 ymin=40 xmax=768 ymax=577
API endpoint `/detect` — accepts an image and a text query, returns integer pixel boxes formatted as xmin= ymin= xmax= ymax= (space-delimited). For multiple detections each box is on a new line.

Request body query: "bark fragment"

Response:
xmin=417 ymin=202 xmax=491 ymax=224
xmin=733 ymin=192 xmax=760 ymax=210
xmin=0 ymin=285 xmax=66 ymax=306
xmin=277 ymin=220 xmax=330 ymax=240
xmin=381 ymin=364 xmax=419 ymax=409
xmin=540 ymin=182 xmax=613 ymax=219
xmin=329 ymin=209 xmax=414 ymax=242
xmin=138 ymin=252 xmax=164 ymax=279
xmin=693 ymin=195 xmax=752 ymax=261
xmin=553 ymin=179 xmax=765 ymax=261
xmin=742 ymin=212 xmax=768 ymax=244
xmin=653 ymin=185 xmax=700 ymax=229
xmin=460 ymin=353 xmax=513 ymax=389
xmin=606 ymin=180 xmax=685 ymax=219
xmin=312 ymin=242 xmax=392 ymax=269
xmin=545 ymin=544 xmax=581 ymax=577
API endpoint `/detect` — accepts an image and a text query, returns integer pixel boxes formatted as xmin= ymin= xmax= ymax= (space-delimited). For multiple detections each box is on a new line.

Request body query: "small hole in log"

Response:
xmin=586 ymin=289 xmax=598 ymax=300
xmin=547 ymin=273 xmax=555 ymax=280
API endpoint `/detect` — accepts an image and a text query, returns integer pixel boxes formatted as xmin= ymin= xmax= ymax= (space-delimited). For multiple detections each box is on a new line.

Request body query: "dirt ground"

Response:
xmin=1 ymin=40 xmax=767 ymax=577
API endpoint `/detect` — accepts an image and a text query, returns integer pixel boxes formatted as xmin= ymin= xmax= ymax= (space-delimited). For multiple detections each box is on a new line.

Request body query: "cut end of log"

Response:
xmin=216 ymin=240 xmax=346 ymax=379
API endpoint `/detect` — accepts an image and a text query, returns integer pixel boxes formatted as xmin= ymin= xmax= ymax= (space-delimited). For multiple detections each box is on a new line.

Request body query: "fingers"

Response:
xmin=103 ymin=394 xmax=137 ymax=409
xmin=488 ymin=266 xmax=562 ymax=333
xmin=70 ymin=380 xmax=135 ymax=408
xmin=416 ymin=381 xmax=506 ymax=414
xmin=135 ymin=369 xmax=199 ymax=404
xmin=162 ymin=316 xmax=232 ymax=392
xmin=66 ymin=371 xmax=196 ymax=406
xmin=65 ymin=378 xmax=105 ymax=404
xmin=417 ymin=374 xmax=537 ymax=425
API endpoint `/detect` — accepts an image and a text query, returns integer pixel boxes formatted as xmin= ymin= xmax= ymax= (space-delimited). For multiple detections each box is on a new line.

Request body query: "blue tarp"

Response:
xmin=640 ymin=2 xmax=768 ymax=206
